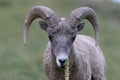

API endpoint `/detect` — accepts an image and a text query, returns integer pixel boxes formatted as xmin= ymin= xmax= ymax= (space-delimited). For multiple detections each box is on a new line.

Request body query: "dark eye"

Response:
xmin=71 ymin=35 xmax=76 ymax=42
xmin=48 ymin=35 xmax=53 ymax=41
xmin=72 ymin=36 xmax=76 ymax=40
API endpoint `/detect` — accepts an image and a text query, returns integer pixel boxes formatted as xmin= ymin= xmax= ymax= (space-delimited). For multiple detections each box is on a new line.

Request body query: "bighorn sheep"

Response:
xmin=23 ymin=6 xmax=106 ymax=80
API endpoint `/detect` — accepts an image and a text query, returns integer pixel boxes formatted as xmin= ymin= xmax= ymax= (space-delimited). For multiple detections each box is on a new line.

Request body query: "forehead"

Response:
xmin=47 ymin=18 xmax=76 ymax=36
xmin=55 ymin=18 xmax=73 ymax=34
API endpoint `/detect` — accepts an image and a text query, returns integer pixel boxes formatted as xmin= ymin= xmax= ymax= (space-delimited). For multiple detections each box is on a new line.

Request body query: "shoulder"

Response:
xmin=73 ymin=35 xmax=98 ymax=52
xmin=74 ymin=35 xmax=96 ymax=47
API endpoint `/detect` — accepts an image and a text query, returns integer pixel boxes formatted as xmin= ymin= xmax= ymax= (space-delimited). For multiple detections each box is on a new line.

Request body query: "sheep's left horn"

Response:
xmin=23 ymin=6 xmax=59 ymax=46
xmin=67 ymin=7 xmax=99 ymax=46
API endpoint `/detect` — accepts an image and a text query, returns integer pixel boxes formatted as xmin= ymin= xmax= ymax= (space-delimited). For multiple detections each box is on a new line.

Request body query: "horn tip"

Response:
xmin=23 ymin=37 xmax=27 ymax=46
xmin=95 ymin=42 xmax=98 ymax=47
xmin=95 ymin=36 xmax=99 ymax=47
xmin=23 ymin=31 xmax=27 ymax=46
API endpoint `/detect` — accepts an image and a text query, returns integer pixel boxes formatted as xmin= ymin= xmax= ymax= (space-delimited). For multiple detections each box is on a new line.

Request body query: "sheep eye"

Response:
xmin=48 ymin=35 xmax=53 ymax=41
xmin=72 ymin=36 xmax=76 ymax=40
xmin=72 ymin=36 xmax=76 ymax=41
xmin=71 ymin=35 xmax=76 ymax=42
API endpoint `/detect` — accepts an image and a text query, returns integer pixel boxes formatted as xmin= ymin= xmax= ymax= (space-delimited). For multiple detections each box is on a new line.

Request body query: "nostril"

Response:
xmin=59 ymin=59 xmax=66 ymax=65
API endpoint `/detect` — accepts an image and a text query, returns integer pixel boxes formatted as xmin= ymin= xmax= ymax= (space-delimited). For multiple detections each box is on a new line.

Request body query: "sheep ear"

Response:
xmin=77 ymin=23 xmax=85 ymax=32
xmin=39 ymin=21 xmax=48 ymax=31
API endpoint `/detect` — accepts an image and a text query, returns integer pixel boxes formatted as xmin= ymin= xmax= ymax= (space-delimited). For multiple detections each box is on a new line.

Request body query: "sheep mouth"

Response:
xmin=57 ymin=62 xmax=66 ymax=69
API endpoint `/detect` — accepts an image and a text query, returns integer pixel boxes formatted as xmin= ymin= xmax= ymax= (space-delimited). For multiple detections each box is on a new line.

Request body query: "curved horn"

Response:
xmin=23 ymin=6 xmax=59 ymax=45
xmin=67 ymin=7 xmax=99 ymax=46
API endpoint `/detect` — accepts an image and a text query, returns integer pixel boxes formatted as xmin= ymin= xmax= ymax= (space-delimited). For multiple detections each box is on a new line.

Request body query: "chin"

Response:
xmin=57 ymin=64 xmax=65 ymax=69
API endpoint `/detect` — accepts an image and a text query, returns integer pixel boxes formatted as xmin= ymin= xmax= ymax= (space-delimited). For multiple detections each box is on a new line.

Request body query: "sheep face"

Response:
xmin=39 ymin=19 xmax=85 ymax=68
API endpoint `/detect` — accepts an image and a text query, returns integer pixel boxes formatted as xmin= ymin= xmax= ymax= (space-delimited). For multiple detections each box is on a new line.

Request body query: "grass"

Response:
xmin=0 ymin=0 xmax=120 ymax=80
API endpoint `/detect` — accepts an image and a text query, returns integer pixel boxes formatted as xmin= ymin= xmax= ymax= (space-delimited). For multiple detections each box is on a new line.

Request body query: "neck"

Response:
xmin=50 ymin=47 xmax=65 ymax=80
xmin=69 ymin=45 xmax=76 ymax=66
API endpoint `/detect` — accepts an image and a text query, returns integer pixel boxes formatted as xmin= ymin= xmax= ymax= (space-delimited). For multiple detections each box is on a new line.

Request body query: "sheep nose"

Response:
xmin=59 ymin=59 xmax=66 ymax=65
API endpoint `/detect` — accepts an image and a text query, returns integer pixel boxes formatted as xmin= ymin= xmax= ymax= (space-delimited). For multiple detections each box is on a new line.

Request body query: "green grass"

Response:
xmin=0 ymin=0 xmax=120 ymax=80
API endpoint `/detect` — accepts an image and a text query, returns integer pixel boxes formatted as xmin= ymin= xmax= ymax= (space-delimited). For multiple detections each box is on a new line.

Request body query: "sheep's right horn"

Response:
xmin=67 ymin=7 xmax=99 ymax=46
xmin=23 ymin=6 xmax=59 ymax=45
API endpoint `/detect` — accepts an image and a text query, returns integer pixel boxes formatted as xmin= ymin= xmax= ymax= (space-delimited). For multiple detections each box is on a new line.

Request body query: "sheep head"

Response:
xmin=23 ymin=6 xmax=99 ymax=68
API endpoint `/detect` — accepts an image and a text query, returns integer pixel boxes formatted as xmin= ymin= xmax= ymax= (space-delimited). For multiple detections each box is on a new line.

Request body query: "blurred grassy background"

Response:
xmin=0 ymin=0 xmax=120 ymax=80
